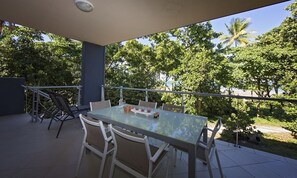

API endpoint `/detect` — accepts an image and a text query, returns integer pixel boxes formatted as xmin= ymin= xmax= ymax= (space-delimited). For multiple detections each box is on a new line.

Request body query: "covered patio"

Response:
xmin=0 ymin=0 xmax=294 ymax=178
xmin=1 ymin=113 xmax=297 ymax=178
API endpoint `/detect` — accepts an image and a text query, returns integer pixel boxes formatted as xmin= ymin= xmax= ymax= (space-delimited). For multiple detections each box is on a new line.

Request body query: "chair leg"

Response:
xmin=205 ymin=152 xmax=213 ymax=178
xmin=179 ymin=150 xmax=183 ymax=160
xmin=75 ymin=145 xmax=85 ymax=177
xmin=99 ymin=155 xmax=106 ymax=178
xmin=174 ymin=148 xmax=177 ymax=167
xmin=215 ymin=148 xmax=224 ymax=178
xmin=40 ymin=114 xmax=44 ymax=123
xmin=48 ymin=117 xmax=54 ymax=130
xmin=173 ymin=148 xmax=182 ymax=166
xmin=109 ymin=161 xmax=115 ymax=178
xmin=166 ymin=149 xmax=171 ymax=178
xmin=56 ymin=118 xmax=66 ymax=138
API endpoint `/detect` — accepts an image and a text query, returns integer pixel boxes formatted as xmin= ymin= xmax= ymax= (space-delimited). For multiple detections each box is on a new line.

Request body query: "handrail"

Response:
xmin=104 ymin=86 xmax=297 ymax=103
xmin=26 ymin=85 xmax=81 ymax=89
xmin=24 ymin=87 xmax=50 ymax=99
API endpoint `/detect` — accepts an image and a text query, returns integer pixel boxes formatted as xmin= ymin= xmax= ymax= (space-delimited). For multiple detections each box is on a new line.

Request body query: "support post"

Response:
xmin=80 ymin=42 xmax=105 ymax=105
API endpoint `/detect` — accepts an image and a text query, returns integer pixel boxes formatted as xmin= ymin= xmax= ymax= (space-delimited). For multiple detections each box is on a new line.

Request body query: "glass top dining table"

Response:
xmin=87 ymin=104 xmax=207 ymax=178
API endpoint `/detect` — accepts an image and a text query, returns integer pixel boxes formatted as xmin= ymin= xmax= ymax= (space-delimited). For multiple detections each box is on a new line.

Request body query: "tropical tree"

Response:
xmin=172 ymin=23 xmax=232 ymax=116
xmin=148 ymin=30 xmax=183 ymax=90
xmin=219 ymin=18 xmax=253 ymax=47
xmin=104 ymin=40 xmax=162 ymax=105
xmin=231 ymin=45 xmax=278 ymax=97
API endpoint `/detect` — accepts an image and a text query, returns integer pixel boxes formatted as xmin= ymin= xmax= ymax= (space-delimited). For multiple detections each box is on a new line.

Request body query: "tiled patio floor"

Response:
xmin=1 ymin=113 xmax=297 ymax=178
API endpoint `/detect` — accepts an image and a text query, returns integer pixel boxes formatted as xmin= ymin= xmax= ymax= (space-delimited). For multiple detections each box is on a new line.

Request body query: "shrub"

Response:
xmin=288 ymin=120 xmax=297 ymax=138
xmin=222 ymin=99 xmax=256 ymax=138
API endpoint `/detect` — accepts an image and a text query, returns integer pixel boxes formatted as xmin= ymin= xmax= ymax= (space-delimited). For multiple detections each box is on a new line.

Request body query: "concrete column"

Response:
xmin=80 ymin=42 xmax=105 ymax=105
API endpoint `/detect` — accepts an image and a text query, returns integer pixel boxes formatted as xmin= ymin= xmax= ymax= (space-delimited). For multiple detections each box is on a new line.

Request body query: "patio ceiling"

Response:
xmin=0 ymin=0 xmax=287 ymax=45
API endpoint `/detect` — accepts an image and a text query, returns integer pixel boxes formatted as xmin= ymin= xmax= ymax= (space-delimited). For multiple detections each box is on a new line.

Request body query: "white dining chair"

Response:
xmin=76 ymin=114 xmax=114 ymax=178
xmin=138 ymin=100 xmax=157 ymax=109
xmin=196 ymin=117 xmax=224 ymax=178
xmin=162 ymin=103 xmax=185 ymax=113
xmin=90 ymin=100 xmax=111 ymax=111
xmin=108 ymin=125 xmax=170 ymax=178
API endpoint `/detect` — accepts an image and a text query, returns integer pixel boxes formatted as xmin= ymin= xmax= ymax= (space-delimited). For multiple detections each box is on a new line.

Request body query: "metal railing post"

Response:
xmin=25 ymin=86 xmax=28 ymax=113
xmin=181 ymin=94 xmax=184 ymax=108
xmin=120 ymin=86 xmax=123 ymax=100
xmin=198 ymin=99 xmax=202 ymax=113
xmin=77 ymin=86 xmax=81 ymax=106
xmin=145 ymin=88 xmax=148 ymax=102
xmin=31 ymin=89 xmax=36 ymax=121
xmin=31 ymin=88 xmax=40 ymax=122
xmin=101 ymin=85 xmax=105 ymax=101
xmin=118 ymin=86 xmax=125 ymax=105
xmin=36 ymin=90 xmax=40 ymax=121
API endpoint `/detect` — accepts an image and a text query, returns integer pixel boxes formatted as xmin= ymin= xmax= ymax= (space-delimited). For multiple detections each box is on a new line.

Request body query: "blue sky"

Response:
xmin=138 ymin=1 xmax=292 ymax=45
xmin=210 ymin=1 xmax=292 ymax=37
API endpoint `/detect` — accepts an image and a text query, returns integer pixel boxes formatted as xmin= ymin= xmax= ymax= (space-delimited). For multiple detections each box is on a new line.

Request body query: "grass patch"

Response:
xmin=253 ymin=117 xmax=290 ymax=127
xmin=254 ymin=133 xmax=297 ymax=159
xmin=218 ymin=132 xmax=297 ymax=160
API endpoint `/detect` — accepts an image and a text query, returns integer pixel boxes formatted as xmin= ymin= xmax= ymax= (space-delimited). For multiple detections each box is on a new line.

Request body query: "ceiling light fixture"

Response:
xmin=75 ymin=0 xmax=94 ymax=12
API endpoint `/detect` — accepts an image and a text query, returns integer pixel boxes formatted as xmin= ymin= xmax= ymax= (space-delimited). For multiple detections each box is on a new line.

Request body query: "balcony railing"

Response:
xmin=24 ymin=84 xmax=297 ymax=122
xmin=23 ymin=85 xmax=81 ymax=122
xmin=102 ymin=85 xmax=297 ymax=105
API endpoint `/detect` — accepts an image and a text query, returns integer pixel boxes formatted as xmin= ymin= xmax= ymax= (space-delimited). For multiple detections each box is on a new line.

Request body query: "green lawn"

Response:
xmin=253 ymin=117 xmax=290 ymax=127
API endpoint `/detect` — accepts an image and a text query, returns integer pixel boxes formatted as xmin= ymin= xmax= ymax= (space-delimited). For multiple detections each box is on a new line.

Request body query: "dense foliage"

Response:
xmin=0 ymin=26 xmax=82 ymax=86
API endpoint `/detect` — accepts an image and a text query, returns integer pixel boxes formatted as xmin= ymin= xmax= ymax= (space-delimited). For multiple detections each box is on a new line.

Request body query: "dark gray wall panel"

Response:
xmin=0 ymin=78 xmax=25 ymax=116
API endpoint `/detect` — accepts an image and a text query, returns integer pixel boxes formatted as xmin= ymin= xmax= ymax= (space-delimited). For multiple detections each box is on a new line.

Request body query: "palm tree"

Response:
xmin=219 ymin=18 xmax=252 ymax=47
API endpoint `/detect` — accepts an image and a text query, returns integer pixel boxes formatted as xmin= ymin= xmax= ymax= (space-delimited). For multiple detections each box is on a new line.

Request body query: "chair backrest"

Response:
xmin=207 ymin=117 xmax=222 ymax=149
xmin=162 ymin=103 xmax=185 ymax=113
xmin=90 ymin=100 xmax=111 ymax=111
xmin=109 ymin=125 xmax=152 ymax=176
xmin=48 ymin=91 xmax=63 ymax=110
xmin=138 ymin=100 xmax=157 ymax=109
xmin=55 ymin=93 xmax=75 ymax=117
xmin=79 ymin=114 xmax=109 ymax=152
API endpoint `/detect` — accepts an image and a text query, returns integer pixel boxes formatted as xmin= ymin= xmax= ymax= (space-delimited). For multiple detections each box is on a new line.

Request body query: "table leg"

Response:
xmin=188 ymin=146 xmax=196 ymax=178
